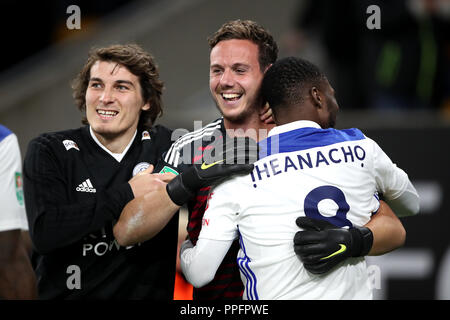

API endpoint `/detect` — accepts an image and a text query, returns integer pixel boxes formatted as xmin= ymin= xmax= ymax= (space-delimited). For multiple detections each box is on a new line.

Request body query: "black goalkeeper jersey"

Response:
xmin=23 ymin=125 xmax=178 ymax=299
xmin=163 ymin=118 xmax=244 ymax=300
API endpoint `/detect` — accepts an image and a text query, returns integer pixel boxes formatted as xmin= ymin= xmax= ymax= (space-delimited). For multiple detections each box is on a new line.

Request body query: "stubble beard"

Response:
xmin=213 ymin=94 xmax=262 ymax=125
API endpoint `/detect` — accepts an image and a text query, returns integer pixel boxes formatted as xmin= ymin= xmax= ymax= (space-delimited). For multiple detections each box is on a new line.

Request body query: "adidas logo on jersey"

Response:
xmin=76 ymin=179 xmax=96 ymax=193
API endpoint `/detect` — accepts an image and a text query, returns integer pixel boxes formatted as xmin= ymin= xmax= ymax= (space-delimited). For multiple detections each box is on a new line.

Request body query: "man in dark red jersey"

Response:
xmin=114 ymin=20 xmax=407 ymax=300
xmin=168 ymin=20 xmax=277 ymax=299
xmin=116 ymin=20 xmax=276 ymax=299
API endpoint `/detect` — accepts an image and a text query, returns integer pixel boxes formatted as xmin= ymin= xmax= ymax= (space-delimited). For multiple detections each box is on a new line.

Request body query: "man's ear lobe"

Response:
xmin=310 ymin=86 xmax=322 ymax=108
xmin=263 ymin=63 xmax=273 ymax=74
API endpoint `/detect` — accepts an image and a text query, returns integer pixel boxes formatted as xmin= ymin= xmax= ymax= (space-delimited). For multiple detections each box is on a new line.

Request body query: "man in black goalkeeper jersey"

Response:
xmin=23 ymin=44 xmax=252 ymax=299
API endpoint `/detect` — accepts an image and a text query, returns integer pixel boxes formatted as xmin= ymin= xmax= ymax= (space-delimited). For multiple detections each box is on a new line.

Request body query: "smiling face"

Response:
xmin=209 ymin=39 xmax=265 ymax=124
xmin=85 ymin=60 xmax=149 ymax=145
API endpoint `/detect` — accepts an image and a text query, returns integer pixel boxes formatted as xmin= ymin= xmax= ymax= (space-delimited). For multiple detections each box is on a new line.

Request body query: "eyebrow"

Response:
xmin=232 ymin=63 xmax=250 ymax=69
xmin=116 ymin=80 xmax=135 ymax=88
xmin=210 ymin=64 xmax=223 ymax=70
xmin=210 ymin=63 xmax=250 ymax=69
xmin=89 ymin=77 xmax=135 ymax=88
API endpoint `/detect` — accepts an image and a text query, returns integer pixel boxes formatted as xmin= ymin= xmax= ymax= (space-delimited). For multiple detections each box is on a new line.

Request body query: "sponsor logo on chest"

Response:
xmin=76 ymin=178 xmax=96 ymax=193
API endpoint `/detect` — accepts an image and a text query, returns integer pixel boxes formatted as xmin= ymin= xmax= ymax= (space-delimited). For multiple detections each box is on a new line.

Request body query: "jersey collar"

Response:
xmin=89 ymin=126 xmax=137 ymax=162
xmin=268 ymin=120 xmax=321 ymax=137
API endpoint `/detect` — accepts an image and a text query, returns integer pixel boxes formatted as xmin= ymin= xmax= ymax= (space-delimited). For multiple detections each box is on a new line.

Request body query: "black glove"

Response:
xmin=293 ymin=217 xmax=373 ymax=274
xmin=166 ymin=137 xmax=258 ymax=206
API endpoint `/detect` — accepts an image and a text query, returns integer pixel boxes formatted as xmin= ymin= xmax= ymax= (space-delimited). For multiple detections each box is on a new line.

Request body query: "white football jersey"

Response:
xmin=198 ymin=120 xmax=416 ymax=300
xmin=0 ymin=126 xmax=28 ymax=232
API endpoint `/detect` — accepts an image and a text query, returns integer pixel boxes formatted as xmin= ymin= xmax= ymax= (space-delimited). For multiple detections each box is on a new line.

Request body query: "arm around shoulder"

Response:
xmin=365 ymin=200 xmax=406 ymax=256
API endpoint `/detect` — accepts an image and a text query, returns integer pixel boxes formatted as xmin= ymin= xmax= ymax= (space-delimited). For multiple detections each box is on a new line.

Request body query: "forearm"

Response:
xmin=365 ymin=200 xmax=406 ymax=256
xmin=0 ymin=248 xmax=38 ymax=299
xmin=180 ymin=238 xmax=232 ymax=288
xmin=113 ymin=187 xmax=180 ymax=246
xmin=26 ymin=183 xmax=133 ymax=254
xmin=0 ymin=231 xmax=37 ymax=299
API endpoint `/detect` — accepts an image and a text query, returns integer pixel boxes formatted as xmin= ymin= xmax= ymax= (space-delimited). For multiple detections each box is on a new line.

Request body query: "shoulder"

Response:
xmin=147 ymin=124 xmax=173 ymax=144
xmin=172 ymin=118 xmax=223 ymax=150
xmin=330 ymin=127 xmax=366 ymax=141
xmin=27 ymin=128 xmax=83 ymax=158
xmin=0 ymin=125 xmax=13 ymax=143
xmin=148 ymin=124 xmax=172 ymax=138
xmin=0 ymin=127 xmax=20 ymax=162
xmin=164 ymin=118 xmax=223 ymax=166
xmin=139 ymin=124 xmax=174 ymax=156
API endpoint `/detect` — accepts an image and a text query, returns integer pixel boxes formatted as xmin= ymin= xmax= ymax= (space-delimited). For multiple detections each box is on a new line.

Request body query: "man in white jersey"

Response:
xmin=180 ymin=57 xmax=420 ymax=299
xmin=0 ymin=125 xmax=37 ymax=299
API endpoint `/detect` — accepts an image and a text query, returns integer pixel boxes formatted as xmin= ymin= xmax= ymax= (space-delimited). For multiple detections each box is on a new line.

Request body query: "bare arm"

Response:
xmin=0 ymin=230 xmax=38 ymax=299
xmin=113 ymin=171 xmax=180 ymax=246
xmin=365 ymin=200 xmax=406 ymax=256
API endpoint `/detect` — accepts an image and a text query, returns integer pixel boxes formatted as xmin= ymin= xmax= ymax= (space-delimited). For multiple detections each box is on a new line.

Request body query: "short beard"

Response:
xmin=213 ymin=96 xmax=262 ymax=125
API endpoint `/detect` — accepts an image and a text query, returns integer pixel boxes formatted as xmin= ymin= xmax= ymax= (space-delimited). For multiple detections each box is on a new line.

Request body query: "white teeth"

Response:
xmin=97 ymin=110 xmax=118 ymax=116
xmin=222 ymin=93 xmax=241 ymax=99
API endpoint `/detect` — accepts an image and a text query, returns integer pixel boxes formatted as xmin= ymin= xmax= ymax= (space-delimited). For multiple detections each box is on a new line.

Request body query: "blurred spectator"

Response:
xmin=281 ymin=0 xmax=365 ymax=110
xmin=0 ymin=0 xmax=136 ymax=73
xmin=282 ymin=0 xmax=450 ymax=112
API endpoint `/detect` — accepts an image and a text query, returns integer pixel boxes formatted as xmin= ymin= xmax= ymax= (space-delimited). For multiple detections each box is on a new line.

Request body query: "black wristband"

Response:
xmin=166 ymin=175 xmax=195 ymax=206
xmin=349 ymin=227 xmax=374 ymax=257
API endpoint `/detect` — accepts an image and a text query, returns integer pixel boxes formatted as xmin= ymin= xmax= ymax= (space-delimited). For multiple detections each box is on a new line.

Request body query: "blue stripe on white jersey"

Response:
xmin=0 ymin=125 xmax=13 ymax=143
xmin=259 ymin=127 xmax=366 ymax=159
xmin=237 ymin=228 xmax=259 ymax=300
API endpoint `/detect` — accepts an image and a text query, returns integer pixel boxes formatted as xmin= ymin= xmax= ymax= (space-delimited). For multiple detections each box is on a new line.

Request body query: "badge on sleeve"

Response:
xmin=15 ymin=172 xmax=24 ymax=205
xmin=159 ymin=166 xmax=179 ymax=175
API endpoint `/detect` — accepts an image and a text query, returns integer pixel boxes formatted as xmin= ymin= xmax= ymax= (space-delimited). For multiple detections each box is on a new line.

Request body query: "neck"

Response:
xmin=223 ymin=113 xmax=275 ymax=142
xmin=91 ymin=127 xmax=137 ymax=153
xmin=275 ymin=108 xmax=320 ymax=128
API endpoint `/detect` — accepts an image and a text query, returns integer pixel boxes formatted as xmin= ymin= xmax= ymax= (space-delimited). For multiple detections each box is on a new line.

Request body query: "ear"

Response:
xmin=263 ymin=63 xmax=273 ymax=74
xmin=141 ymin=102 xmax=150 ymax=111
xmin=310 ymin=86 xmax=323 ymax=109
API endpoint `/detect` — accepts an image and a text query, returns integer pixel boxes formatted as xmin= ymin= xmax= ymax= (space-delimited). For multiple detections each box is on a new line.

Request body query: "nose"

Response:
xmin=219 ymin=69 xmax=234 ymax=88
xmin=100 ymin=86 xmax=115 ymax=105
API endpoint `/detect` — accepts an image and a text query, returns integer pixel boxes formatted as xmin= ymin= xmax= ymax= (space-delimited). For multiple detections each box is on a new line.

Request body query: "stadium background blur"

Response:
xmin=0 ymin=0 xmax=448 ymax=300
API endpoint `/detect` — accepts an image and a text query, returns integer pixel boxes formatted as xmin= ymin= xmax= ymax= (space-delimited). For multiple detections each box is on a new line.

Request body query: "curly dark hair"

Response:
xmin=72 ymin=44 xmax=164 ymax=128
xmin=262 ymin=57 xmax=326 ymax=113
xmin=208 ymin=19 xmax=278 ymax=71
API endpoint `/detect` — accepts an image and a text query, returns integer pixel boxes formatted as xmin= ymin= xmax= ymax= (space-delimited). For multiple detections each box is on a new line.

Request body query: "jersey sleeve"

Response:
xmin=180 ymin=238 xmax=233 ymax=288
xmin=197 ymin=179 xmax=241 ymax=241
xmin=23 ymin=136 xmax=134 ymax=254
xmin=180 ymin=171 xmax=240 ymax=288
xmin=370 ymin=138 xmax=420 ymax=217
xmin=0 ymin=133 xmax=28 ymax=232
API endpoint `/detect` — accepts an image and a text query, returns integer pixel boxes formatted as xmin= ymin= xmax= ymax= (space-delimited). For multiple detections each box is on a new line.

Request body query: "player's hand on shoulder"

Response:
xmin=293 ymin=217 xmax=373 ymax=274
xmin=259 ymin=103 xmax=275 ymax=124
